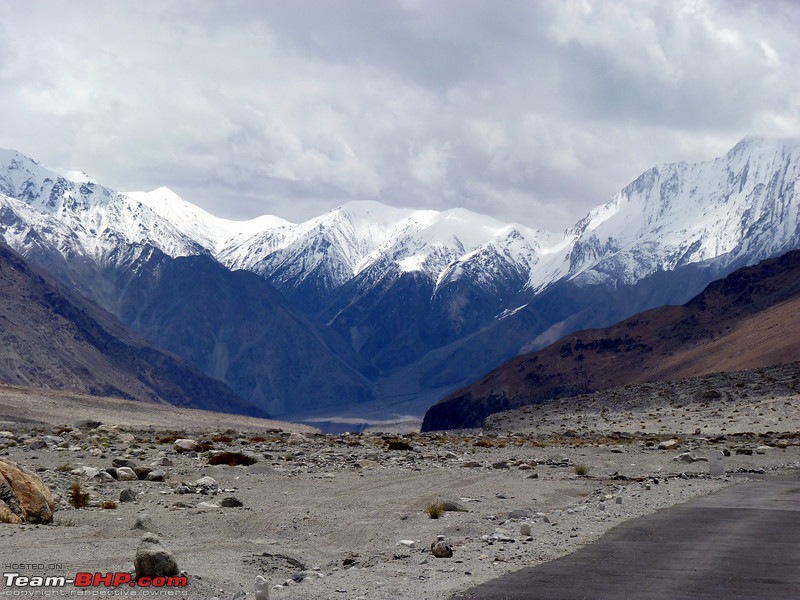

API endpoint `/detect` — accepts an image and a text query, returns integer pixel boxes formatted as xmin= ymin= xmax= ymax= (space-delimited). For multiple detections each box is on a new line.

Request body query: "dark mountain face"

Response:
xmin=0 ymin=243 xmax=255 ymax=415
xmin=421 ymin=250 xmax=800 ymax=431
xmin=102 ymin=249 xmax=375 ymax=418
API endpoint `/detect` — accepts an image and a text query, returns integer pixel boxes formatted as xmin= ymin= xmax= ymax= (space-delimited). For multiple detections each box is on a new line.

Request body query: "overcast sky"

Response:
xmin=1 ymin=0 xmax=798 ymax=231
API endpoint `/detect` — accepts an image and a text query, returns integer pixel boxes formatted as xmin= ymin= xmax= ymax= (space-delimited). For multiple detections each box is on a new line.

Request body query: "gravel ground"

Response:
xmin=1 ymin=388 xmax=800 ymax=599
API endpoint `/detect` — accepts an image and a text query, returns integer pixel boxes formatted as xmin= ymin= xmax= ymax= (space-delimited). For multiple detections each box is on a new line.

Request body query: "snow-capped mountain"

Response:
xmin=0 ymin=149 xmax=205 ymax=263
xmin=1 ymin=136 xmax=799 ymax=421
xmin=215 ymin=200 xmax=548 ymax=313
xmin=534 ymin=136 xmax=800 ymax=291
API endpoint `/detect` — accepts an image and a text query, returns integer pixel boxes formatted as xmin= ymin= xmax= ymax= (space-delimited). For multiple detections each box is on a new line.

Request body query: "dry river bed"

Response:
xmin=2 ymin=417 xmax=800 ymax=599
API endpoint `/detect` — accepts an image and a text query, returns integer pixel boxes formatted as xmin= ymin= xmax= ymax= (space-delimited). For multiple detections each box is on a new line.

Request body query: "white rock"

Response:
xmin=173 ymin=439 xmax=200 ymax=453
xmin=116 ymin=467 xmax=138 ymax=481
xmin=397 ymin=540 xmax=416 ymax=548
xmin=255 ymin=575 xmax=270 ymax=600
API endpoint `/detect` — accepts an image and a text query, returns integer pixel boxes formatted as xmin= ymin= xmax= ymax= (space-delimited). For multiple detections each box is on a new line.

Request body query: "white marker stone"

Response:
xmin=708 ymin=450 xmax=725 ymax=477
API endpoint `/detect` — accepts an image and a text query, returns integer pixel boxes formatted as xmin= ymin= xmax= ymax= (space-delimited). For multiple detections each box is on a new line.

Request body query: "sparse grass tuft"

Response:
xmin=101 ymin=500 xmax=118 ymax=510
xmin=425 ymin=502 xmax=446 ymax=519
xmin=56 ymin=463 xmax=73 ymax=473
xmin=574 ymin=464 xmax=590 ymax=477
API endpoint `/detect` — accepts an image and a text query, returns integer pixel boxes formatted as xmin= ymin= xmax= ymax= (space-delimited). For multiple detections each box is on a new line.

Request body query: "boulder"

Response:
xmin=134 ymin=533 xmax=180 ymax=580
xmin=0 ymin=458 xmax=55 ymax=524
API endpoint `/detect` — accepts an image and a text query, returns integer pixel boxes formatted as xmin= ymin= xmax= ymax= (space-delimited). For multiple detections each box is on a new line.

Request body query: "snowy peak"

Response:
xmin=216 ymin=197 xmax=548 ymax=305
xmin=530 ymin=136 xmax=800 ymax=290
xmin=2 ymin=136 xmax=800 ymax=315
xmin=0 ymin=149 xmax=203 ymax=261
xmin=128 ymin=187 xmax=291 ymax=254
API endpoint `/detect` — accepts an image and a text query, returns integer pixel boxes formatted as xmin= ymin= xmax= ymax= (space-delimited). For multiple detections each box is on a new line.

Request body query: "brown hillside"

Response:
xmin=0 ymin=243 xmax=255 ymax=414
xmin=422 ymin=250 xmax=800 ymax=430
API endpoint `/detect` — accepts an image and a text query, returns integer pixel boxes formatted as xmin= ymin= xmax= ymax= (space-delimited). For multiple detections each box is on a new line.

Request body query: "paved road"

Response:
xmin=452 ymin=473 xmax=800 ymax=600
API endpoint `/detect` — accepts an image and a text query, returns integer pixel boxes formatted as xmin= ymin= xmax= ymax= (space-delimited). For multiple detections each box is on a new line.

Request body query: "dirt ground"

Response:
xmin=1 ymin=385 xmax=799 ymax=599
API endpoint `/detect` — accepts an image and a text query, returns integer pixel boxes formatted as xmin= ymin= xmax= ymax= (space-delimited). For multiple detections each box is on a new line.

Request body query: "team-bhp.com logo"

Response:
xmin=3 ymin=571 xmax=188 ymax=594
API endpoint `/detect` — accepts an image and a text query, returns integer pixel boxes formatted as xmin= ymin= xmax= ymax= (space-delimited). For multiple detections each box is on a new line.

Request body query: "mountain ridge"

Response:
xmin=0 ymin=242 xmax=256 ymax=415
xmin=1 ymin=136 xmax=799 ymax=421
xmin=421 ymin=249 xmax=800 ymax=431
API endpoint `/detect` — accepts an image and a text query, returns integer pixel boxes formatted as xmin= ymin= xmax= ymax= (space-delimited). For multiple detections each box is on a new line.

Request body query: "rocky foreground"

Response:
xmin=1 ymin=386 xmax=800 ymax=599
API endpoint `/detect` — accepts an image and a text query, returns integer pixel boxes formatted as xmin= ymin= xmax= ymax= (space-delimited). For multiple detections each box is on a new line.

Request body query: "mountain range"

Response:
xmin=0 ymin=242 xmax=254 ymax=415
xmin=0 ymin=136 xmax=799 ymax=424
xmin=422 ymin=249 xmax=800 ymax=430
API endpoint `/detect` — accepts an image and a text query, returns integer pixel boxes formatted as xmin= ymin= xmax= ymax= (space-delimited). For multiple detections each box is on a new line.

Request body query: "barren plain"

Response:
xmin=1 ymin=383 xmax=799 ymax=599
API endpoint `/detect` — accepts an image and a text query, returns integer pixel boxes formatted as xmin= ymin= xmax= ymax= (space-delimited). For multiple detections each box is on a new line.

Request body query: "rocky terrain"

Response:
xmin=1 ymin=385 xmax=799 ymax=599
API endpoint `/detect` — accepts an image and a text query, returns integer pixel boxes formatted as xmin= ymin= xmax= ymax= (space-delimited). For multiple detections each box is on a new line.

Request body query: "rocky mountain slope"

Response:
xmin=0 ymin=243 xmax=255 ymax=414
xmin=422 ymin=249 xmax=800 ymax=431
xmin=0 ymin=136 xmax=799 ymax=421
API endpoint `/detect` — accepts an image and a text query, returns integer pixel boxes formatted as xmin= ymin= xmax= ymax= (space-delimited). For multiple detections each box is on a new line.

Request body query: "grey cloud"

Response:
xmin=0 ymin=1 xmax=798 ymax=232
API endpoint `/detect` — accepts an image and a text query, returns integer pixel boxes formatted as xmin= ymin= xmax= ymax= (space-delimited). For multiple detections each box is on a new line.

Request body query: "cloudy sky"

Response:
xmin=1 ymin=0 xmax=798 ymax=231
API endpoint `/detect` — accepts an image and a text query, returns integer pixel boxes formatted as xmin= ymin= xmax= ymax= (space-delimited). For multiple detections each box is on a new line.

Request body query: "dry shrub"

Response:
xmin=425 ymin=502 xmax=445 ymax=519
xmin=207 ymin=451 xmax=258 ymax=466
xmin=69 ymin=481 xmax=89 ymax=509
xmin=386 ymin=440 xmax=413 ymax=451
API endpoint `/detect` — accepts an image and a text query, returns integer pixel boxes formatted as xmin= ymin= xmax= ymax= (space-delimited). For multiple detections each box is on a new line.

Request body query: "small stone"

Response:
xmin=431 ymin=535 xmax=453 ymax=558
xmin=508 ymin=509 xmax=531 ymax=519
xmin=397 ymin=540 xmax=416 ymax=548
xmin=193 ymin=476 xmax=219 ymax=494
xmin=120 ymin=488 xmax=137 ymax=503
xmin=93 ymin=470 xmax=115 ymax=483
xmin=658 ymin=439 xmax=680 ymax=450
xmin=133 ymin=467 xmax=153 ymax=480
xmin=520 ymin=523 xmax=532 ymax=537
xmin=133 ymin=513 xmax=158 ymax=533
xmin=220 ymin=497 xmax=243 ymax=508
xmin=116 ymin=467 xmax=138 ymax=481
xmin=615 ymin=496 xmax=622 ymax=505
xmin=146 ymin=470 xmax=166 ymax=482
xmin=173 ymin=439 xmax=201 ymax=453
xmin=112 ymin=458 xmax=137 ymax=468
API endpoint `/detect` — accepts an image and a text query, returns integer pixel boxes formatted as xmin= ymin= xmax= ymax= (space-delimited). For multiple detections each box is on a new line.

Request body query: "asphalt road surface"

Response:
xmin=452 ymin=473 xmax=800 ymax=600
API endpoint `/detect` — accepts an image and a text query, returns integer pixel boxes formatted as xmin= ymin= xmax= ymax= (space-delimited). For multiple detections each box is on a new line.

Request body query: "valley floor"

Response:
xmin=1 ymin=385 xmax=799 ymax=599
